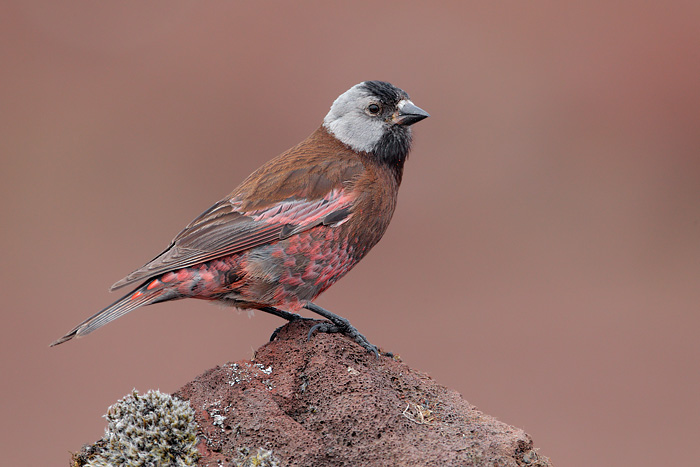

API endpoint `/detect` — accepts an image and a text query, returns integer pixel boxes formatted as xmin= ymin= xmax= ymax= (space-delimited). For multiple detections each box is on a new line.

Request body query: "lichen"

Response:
xmin=234 ymin=447 xmax=280 ymax=467
xmin=78 ymin=389 xmax=199 ymax=467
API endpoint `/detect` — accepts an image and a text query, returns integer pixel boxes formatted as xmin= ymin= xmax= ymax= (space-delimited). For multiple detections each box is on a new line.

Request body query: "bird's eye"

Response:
xmin=367 ymin=103 xmax=381 ymax=115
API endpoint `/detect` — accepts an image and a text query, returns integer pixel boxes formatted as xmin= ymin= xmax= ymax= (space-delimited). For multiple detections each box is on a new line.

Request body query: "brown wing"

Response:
xmin=111 ymin=127 xmax=365 ymax=291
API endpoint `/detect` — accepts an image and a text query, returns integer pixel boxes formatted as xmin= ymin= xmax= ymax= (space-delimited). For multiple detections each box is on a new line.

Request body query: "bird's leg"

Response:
xmin=259 ymin=306 xmax=316 ymax=341
xmin=259 ymin=305 xmax=305 ymax=321
xmin=304 ymin=302 xmax=384 ymax=358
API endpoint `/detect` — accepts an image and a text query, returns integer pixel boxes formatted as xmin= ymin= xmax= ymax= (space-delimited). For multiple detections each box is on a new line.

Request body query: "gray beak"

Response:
xmin=393 ymin=100 xmax=430 ymax=126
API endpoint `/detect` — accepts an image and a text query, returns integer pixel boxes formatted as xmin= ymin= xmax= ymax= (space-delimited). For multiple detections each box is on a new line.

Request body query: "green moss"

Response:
xmin=79 ymin=389 xmax=199 ymax=467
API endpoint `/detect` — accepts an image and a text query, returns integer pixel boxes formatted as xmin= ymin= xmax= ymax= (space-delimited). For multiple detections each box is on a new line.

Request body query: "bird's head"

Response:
xmin=323 ymin=81 xmax=429 ymax=166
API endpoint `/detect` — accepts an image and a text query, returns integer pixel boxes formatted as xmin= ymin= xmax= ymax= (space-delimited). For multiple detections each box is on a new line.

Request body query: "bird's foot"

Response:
xmin=260 ymin=306 xmax=317 ymax=342
xmin=269 ymin=316 xmax=317 ymax=342
xmin=307 ymin=319 xmax=382 ymax=358
xmin=261 ymin=304 xmax=391 ymax=358
xmin=304 ymin=302 xmax=390 ymax=358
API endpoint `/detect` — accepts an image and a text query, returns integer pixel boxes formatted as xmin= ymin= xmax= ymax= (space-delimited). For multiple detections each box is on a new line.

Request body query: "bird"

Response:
xmin=51 ymin=81 xmax=429 ymax=356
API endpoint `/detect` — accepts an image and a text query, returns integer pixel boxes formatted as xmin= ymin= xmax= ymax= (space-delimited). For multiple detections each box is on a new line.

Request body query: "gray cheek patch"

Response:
xmin=323 ymin=84 xmax=386 ymax=154
xmin=324 ymin=115 xmax=385 ymax=153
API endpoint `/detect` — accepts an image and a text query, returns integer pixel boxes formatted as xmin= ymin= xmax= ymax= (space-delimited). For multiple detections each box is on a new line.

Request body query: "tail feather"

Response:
xmin=50 ymin=286 xmax=170 ymax=347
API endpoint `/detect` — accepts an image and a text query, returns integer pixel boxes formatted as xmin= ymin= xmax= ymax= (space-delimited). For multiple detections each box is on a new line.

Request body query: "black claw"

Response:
xmin=269 ymin=325 xmax=284 ymax=342
xmin=307 ymin=321 xmax=338 ymax=340
xmin=307 ymin=324 xmax=321 ymax=341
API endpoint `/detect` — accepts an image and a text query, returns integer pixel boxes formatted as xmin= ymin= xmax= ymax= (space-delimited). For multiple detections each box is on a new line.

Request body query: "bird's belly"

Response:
xmin=187 ymin=225 xmax=366 ymax=311
xmin=240 ymin=226 xmax=361 ymax=309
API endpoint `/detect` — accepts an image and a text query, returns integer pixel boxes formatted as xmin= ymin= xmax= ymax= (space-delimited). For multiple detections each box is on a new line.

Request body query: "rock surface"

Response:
xmin=174 ymin=320 xmax=552 ymax=466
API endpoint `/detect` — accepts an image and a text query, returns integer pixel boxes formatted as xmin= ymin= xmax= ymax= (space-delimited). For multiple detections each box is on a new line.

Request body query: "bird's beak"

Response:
xmin=392 ymin=99 xmax=430 ymax=126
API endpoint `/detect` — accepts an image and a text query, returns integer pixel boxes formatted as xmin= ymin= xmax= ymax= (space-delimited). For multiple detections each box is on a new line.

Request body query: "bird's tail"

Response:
xmin=50 ymin=283 xmax=174 ymax=347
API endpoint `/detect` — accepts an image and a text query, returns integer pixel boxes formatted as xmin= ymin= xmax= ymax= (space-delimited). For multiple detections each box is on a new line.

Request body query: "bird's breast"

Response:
xmin=341 ymin=163 xmax=401 ymax=253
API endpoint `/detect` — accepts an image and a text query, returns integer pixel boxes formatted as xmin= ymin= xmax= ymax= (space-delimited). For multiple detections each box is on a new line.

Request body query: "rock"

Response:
xmin=174 ymin=320 xmax=552 ymax=467
xmin=70 ymin=320 xmax=551 ymax=466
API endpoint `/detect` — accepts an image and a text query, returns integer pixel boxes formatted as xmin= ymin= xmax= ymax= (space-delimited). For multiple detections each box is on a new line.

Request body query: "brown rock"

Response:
xmin=174 ymin=320 xmax=552 ymax=467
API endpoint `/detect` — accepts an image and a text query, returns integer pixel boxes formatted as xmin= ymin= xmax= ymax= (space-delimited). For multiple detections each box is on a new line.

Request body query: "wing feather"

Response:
xmin=110 ymin=188 xmax=357 ymax=290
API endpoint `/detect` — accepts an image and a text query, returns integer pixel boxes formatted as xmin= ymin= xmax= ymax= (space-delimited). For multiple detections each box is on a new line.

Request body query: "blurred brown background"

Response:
xmin=1 ymin=2 xmax=699 ymax=466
